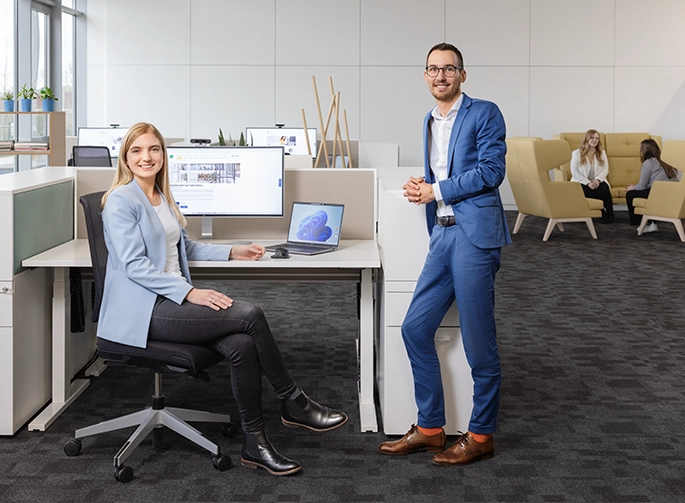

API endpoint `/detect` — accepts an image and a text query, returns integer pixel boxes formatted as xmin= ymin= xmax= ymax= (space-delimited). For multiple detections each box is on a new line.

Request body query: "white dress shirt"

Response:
xmin=429 ymin=94 xmax=463 ymax=217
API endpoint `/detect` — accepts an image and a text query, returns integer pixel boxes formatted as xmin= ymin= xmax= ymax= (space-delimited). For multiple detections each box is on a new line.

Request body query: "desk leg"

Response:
xmin=28 ymin=267 xmax=90 ymax=431
xmin=358 ymin=268 xmax=378 ymax=432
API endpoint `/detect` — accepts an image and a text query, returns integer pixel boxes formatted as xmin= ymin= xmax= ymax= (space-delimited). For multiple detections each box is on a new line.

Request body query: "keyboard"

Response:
xmin=282 ymin=244 xmax=332 ymax=254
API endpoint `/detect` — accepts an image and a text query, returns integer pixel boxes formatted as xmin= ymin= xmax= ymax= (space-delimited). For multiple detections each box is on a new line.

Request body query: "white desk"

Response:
xmin=23 ymin=239 xmax=380 ymax=432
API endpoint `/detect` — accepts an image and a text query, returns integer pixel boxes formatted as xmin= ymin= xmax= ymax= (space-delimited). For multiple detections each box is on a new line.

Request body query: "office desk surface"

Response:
xmin=23 ymin=239 xmax=380 ymax=269
xmin=23 ymin=239 xmax=380 ymax=433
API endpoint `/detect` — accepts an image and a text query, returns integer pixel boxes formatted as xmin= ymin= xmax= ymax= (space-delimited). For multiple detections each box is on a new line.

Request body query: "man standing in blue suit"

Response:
xmin=378 ymin=43 xmax=511 ymax=466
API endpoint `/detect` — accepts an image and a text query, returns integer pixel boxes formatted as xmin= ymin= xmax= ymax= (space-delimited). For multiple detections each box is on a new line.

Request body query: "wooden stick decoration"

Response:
xmin=312 ymin=76 xmax=330 ymax=168
xmin=329 ymin=78 xmax=346 ymax=167
xmin=316 ymin=93 xmax=336 ymax=168
xmin=343 ymin=109 xmax=352 ymax=168
xmin=332 ymin=92 xmax=342 ymax=167
xmin=301 ymin=108 xmax=312 ymax=157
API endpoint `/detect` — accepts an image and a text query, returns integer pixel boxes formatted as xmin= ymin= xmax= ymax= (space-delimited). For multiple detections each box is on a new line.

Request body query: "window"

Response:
xmin=0 ymin=0 xmax=14 ymax=174
xmin=1 ymin=0 xmax=85 ymax=172
xmin=62 ymin=10 xmax=74 ymax=135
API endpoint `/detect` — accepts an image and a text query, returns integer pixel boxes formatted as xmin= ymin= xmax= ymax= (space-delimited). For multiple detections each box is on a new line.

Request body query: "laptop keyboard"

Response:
xmin=286 ymin=244 xmax=329 ymax=253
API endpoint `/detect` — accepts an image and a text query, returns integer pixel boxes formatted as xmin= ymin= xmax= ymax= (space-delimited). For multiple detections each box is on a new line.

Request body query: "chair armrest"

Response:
xmin=545 ymin=182 xmax=600 ymax=217
xmin=642 ymin=181 xmax=685 ymax=216
xmin=551 ymin=168 xmax=569 ymax=182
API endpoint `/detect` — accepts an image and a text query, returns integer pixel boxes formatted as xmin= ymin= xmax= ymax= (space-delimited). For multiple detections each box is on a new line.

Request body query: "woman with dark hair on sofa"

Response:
xmin=570 ymin=129 xmax=614 ymax=223
xmin=625 ymin=138 xmax=680 ymax=232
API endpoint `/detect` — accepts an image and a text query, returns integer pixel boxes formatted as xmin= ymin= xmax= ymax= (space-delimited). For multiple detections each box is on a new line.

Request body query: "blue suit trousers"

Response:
xmin=401 ymin=223 xmax=502 ymax=434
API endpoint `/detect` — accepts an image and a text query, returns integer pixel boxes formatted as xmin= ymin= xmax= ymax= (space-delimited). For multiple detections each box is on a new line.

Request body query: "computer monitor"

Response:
xmin=167 ymin=145 xmax=284 ymax=239
xmin=245 ymin=127 xmax=317 ymax=157
xmin=77 ymin=127 xmax=130 ymax=161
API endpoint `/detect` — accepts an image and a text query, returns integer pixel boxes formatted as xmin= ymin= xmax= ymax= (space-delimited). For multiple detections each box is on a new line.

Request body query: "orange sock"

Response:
xmin=468 ymin=432 xmax=492 ymax=443
xmin=417 ymin=426 xmax=443 ymax=436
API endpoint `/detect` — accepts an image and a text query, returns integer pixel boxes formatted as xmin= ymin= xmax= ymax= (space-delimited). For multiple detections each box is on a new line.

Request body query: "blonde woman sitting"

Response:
xmin=570 ymin=129 xmax=613 ymax=223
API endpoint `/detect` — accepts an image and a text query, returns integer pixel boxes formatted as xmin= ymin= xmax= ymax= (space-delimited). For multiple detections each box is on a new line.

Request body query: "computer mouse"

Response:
xmin=271 ymin=247 xmax=290 ymax=259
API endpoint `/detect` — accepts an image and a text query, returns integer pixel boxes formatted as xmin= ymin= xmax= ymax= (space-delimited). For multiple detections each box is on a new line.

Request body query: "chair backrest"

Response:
xmin=661 ymin=140 xmax=685 ymax=172
xmin=78 ymin=192 xmax=225 ymax=376
xmin=73 ymin=146 xmax=113 ymax=167
xmin=79 ymin=191 xmax=108 ymax=323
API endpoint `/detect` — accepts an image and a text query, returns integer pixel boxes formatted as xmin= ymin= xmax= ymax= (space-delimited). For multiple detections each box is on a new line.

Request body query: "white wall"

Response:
xmin=86 ymin=0 xmax=685 ymax=169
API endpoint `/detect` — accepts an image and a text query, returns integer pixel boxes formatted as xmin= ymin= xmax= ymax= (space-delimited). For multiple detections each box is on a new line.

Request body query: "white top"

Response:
xmin=570 ymin=149 xmax=610 ymax=187
xmin=428 ymin=94 xmax=463 ymax=217
xmin=152 ymin=199 xmax=183 ymax=279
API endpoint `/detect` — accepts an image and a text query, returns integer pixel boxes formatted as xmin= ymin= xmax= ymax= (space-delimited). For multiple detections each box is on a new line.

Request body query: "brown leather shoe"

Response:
xmin=377 ymin=424 xmax=446 ymax=455
xmin=432 ymin=432 xmax=494 ymax=466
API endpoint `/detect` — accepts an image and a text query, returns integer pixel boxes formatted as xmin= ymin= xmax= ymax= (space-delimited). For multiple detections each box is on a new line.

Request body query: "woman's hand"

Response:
xmin=626 ymin=184 xmax=634 ymax=192
xmin=588 ymin=179 xmax=600 ymax=190
xmin=185 ymin=288 xmax=233 ymax=310
xmin=229 ymin=244 xmax=265 ymax=261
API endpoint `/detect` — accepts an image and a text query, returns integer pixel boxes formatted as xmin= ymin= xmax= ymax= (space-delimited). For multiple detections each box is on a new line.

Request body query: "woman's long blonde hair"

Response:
xmin=578 ymin=129 xmax=606 ymax=167
xmin=101 ymin=122 xmax=187 ymax=227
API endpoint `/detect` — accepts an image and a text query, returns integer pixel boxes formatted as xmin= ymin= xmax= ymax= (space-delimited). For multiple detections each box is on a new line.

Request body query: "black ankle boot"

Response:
xmin=241 ymin=430 xmax=301 ymax=476
xmin=281 ymin=390 xmax=348 ymax=431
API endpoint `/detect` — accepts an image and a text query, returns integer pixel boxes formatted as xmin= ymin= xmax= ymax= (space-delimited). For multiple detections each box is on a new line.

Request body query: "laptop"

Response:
xmin=266 ymin=202 xmax=344 ymax=255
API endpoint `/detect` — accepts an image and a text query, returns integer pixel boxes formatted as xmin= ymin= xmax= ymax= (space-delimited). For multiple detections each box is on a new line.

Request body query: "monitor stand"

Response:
xmin=200 ymin=216 xmax=251 ymax=245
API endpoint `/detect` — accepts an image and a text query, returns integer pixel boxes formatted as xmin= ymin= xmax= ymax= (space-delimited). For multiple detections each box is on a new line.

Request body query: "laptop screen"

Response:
xmin=287 ymin=202 xmax=344 ymax=246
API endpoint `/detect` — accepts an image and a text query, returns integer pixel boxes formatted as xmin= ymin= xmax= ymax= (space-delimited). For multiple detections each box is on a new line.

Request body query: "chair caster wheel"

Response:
xmin=114 ymin=465 xmax=134 ymax=483
xmin=152 ymin=428 xmax=163 ymax=450
xmin=64 ymin=439 xmax=82 ymax=457
xmin=222 ymin=422 xmax=239 ymax=438
xmin=213 ymin=454 xmax=233 ymax=471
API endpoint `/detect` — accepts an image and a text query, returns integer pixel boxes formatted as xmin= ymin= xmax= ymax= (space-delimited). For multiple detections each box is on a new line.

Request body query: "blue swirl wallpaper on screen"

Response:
xmin=287 ymin=203 xmax=344 ymax=245
xmin=296 ymin=210 xmax=333 ymax=242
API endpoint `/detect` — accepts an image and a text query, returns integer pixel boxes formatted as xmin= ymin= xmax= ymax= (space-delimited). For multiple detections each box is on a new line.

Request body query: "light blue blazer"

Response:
xmin=98 ymin=180 xmax=232 ymax=348
xmin=423 ymin=93 xmax=512 ymax=249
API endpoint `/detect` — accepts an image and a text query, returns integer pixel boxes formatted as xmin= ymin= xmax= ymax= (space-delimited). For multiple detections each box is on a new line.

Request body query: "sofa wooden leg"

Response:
xmin=513 ymin=213 xmax=526 ymax=234
xmin=584 ymin=218 xmax=597 ymax=239
xmin=636 ymin=216 xmax=648 ymax=235
xmin=543 ymin=219 xmax=557 ymax=241
xmin=674 ymin=220 xmax=685 ymax=242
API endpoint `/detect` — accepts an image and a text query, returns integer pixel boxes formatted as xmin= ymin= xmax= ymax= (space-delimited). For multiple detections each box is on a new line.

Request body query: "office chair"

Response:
xmin=64 ymin=191 xmax=237 ymax=483
xmin=72 ymin=146 xmax=113 ymax=167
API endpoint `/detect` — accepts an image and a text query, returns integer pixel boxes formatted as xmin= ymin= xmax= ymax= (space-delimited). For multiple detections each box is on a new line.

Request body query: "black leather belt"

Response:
xmin=436 ymin=215 xmax=456 ymax=227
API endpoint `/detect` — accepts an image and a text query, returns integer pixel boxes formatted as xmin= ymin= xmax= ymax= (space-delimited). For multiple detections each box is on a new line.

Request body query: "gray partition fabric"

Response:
xmin=13 ymin=180 xmax=74 ymax=274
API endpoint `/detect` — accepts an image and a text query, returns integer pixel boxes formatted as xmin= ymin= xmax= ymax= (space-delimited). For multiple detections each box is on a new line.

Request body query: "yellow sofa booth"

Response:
xmin=553 ymin=132 xmax=662 ymax=204
xmin=633 ymin=140 xmax=685 ymax=241
xmin=506 ymin=138 xmax=603 ymax=241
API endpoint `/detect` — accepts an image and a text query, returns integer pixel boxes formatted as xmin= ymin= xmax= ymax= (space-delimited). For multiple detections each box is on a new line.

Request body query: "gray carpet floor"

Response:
xmin=2 ymin=210 xmax=684 ymax=502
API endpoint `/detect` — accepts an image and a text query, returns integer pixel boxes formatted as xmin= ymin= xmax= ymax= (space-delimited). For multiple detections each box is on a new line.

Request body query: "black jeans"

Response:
xmin=581 ymin=181 xmax=614 ymax=222
xmin=626 ymin=188 xmax=651 ymax=225
xmin=148 ymin=296 xmax=297 ymax=433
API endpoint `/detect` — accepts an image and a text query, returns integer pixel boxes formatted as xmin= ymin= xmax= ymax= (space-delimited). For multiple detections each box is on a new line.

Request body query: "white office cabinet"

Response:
xmin=0 ymin=169 xmax=75 ymax=435
xmin=0 ymin=269 xmax=51 ymax=434
xmin=376 ymin=177 xmax=473 ymax=435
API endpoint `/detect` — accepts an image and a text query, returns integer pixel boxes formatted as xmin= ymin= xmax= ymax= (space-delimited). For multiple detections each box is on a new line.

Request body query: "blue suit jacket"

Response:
xmin=98 ymin=180 xmax=232 ymax=348
xmin=423 ymin=93 xmax=512 ymax=249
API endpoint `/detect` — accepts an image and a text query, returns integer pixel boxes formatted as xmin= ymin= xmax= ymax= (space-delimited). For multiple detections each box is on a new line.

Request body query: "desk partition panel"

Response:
xmin=75 ymin=168 xmax=376 ymax=241
xmin=13 ymin=181 xmax=74 ymax=275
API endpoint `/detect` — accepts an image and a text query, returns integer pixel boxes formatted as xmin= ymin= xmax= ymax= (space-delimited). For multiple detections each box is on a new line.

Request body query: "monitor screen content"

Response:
xmin=167 ymin=146 xmax=284 ymax=217
xmin=77 ymin=127 xmax=129 ymax=158
xmin=288 ymin=202 xmax=344 ymax=246
xmin=245 ymin=127 xmax=317 ymax=157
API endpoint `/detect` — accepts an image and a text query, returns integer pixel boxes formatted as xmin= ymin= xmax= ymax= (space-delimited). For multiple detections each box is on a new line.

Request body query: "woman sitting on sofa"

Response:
xmin=625 ymin=138 xmax=680 ymax=233
xmin=570 ymin=129 xmax=614 ymax=223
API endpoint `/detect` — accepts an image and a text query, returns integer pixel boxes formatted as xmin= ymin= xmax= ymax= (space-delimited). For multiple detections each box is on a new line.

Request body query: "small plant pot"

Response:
xmin=20 ymin=99 xmax=32 ymax=112
xmin=41 ymin=99 xmax=55 ymax=112
xmin=2 ymin=100 xmax=14 ymax=112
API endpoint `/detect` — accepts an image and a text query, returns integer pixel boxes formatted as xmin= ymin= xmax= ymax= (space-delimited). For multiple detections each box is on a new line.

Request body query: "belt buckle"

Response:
xmin=437 ymin=216 xmax=454 ymax=227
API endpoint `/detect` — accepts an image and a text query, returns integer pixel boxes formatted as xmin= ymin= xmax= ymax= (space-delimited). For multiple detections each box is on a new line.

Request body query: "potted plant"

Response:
xmin=1 ymin=90 xmax=14 ymax=112
xmin=17 ymin=84 xmax=37 ymax=112
xmin=39 ymin=87 xmax=58 ymax=112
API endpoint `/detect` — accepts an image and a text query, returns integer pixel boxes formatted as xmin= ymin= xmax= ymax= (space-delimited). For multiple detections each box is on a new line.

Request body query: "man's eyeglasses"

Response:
xmin=425 ymin=65 xmax=462 ymax=78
